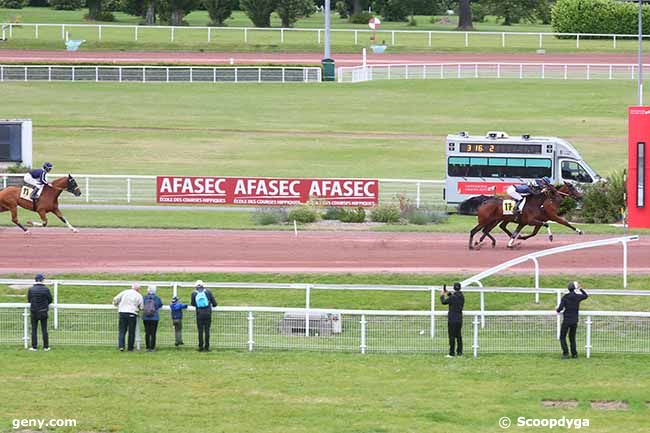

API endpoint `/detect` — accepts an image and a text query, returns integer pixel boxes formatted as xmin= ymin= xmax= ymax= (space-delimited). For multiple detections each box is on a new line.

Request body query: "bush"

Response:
xmin=338 ymin=207 xmax=366 ymax=223
xmin=48 ymin=0 xmax=83 ymax=10
xmin=349 ymin=11 xmax=372 ymax=24
xmin=404 ymin=208 xmax=449 ymax=225
xmin=552 ymin=0 xmax=650 ymax=36
xmin=407 ymin=16 xmax=417 ymax=26
xmin=288 ymin=204 xmax=320 ymax=223
xmin=558 ymin=196 xmax=578 ymax=218
xmin=335 ymin=0 xmax=347 ymax=18
xmin=471 ymin=2 xmax=488 ymax=22
xmin=577 ymin=170 xmax=626 ymax=223
xmin=322 ymin=207 xmax=342 ymax=220
xmin=85 ymin=10 xmax=115 ymax=21
xmin=378 ymin=0 xmax=408 ymax=22
xmin=370 ymin=204 xmax=401 ymax=223
xmin=0 ymin=0 xmax=26 ymax=8
xmin=251 ymin=208 xmax=288 ymax=225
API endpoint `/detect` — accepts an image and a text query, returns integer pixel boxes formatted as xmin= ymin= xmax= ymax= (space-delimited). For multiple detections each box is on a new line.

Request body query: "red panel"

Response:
xmin=628 ymin=107 xmax=650 ymax=228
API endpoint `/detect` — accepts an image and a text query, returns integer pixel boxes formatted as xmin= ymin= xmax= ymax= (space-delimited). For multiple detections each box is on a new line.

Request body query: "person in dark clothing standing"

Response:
xmin=556 ymin=281 xmax=589 ymax=359
xmin=27 ymin=274 xmax=53 ymax=351
xmin=142 ymin=285 xmax=163 ymax=352
xmin=441 ymin=282 xmax=465 ymax=357
xmin=190 ymin=280 xmax=218 ymax=352
xmin=170 ymin=296 xmax=189 ymax=347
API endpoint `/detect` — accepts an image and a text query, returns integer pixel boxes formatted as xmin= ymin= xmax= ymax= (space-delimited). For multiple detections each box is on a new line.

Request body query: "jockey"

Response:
xmin=506 ymin=177 xmax=552 ymax=214
xmin=23 ymin=162 xmax=53 ymax=201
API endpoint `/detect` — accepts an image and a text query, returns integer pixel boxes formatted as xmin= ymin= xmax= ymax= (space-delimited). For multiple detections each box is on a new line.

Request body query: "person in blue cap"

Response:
xmin=27 ymin=274 xmax=53 ymax=351
xmin=23 ymin=162 xmax=54 ymax=201
xmin=170 ymin=296 xmax=189 ymax=347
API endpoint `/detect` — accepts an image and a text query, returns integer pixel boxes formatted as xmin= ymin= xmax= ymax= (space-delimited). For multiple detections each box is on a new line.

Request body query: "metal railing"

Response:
xmin=3 ymin=22 xmax=650 ymax=50
xmin=337 ymin=62 xmax=650 ymax=83
xmin=0 ymin=174 xmax=444 ymax=207
xmin=0 ymin=65 xmax=322 ymax=83
xmin=1 ymin=303 xmax=648 ymax=357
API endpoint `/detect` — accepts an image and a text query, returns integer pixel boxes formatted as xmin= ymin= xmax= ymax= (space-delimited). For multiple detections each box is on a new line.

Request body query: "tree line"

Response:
xmin=1 ymin=0 xmax=556 ymax=29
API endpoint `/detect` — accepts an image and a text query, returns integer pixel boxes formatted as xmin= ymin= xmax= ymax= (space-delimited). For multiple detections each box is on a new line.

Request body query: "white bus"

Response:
xmin=444 ymin=131 xmax=600 ymax=205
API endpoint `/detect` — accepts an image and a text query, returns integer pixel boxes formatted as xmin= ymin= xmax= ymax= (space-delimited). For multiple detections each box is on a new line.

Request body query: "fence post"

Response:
xmin=519 ymin=64 xmax=523 ymax=79
xmin=247 ymin=311 xmax=255 ymax=352
xmin=135 ymin=319 xmax=141 ymax=351
xmin=609 ymin=65 xmax=613 ymax=80
xmin=474 ymin=63 xmax=478 ymax=79
xmin=457 ymin=64 xmax=461 ymax=79
xmin=207 ymin=27 xmax=211 ymax=43
xmin=556 ymin=291 xmax=562 ymax=340
xmin=623 ymin=240 xmax=628 ymax=288
xmin=539 ymin=33 xmax=543 ymax=48
xmin=465 ymin=32 xmax=468 ymax=48
xmin=564 ymin=64 xmax=568 ymax=80
xmin=391 ymin=31 xmax=395 ymax=45
xmin=95 ymin=66 xmax=99 ymax=82
xmin=127 ymin=177 xmax=132 ymax=203
xmin=530 ymin=257 xmax=540 ymax=303
xmin=2 ymin=176 xmax=6 ymax=189
xmin=61 ymin=24 xmax=65 ymax=40
xmin=472 ymin=315 xmax=479 ymax=358
xmin=497 ymin=63 xmax=501 ymax=79
xmin=479 ymin=290 xmax=485 ymax=328
xmin=172 ymin=282 xmax=178 ymax=298
xmin=53 ymin=281 xmax=59 ymax=330
xmin=613 ymin=35 xmax=616 ymax=49
xmin=541 ymin=64 xmax=545 ymax=79
xmin=360 ymin=314 xmax=366 ymax=354
xmin=576 ymin=34 xmax=580 ymax=49
xmin=23 ymin=307 xmax=29 ymax=349
xmin=585 ymin=315 xmax=592 ymax=359
xmin=502 ymin=32 xmax=505 ymax=48
xmin=304 ymin=285 xmax=311 ymax=337
xmin=170 ymin=26 xmax=174 ymax=42
xmin=135 ymin=26 xmax=138 ymax=41
xmin=354 ymin=30 xmax=358 ymax=45
xmin=85 ymin=176 xmax=90 ymax=203
xmin=317 ymin=29 xmax=321 ymax=44
xmin=430 ymin=287 xmax=435 ymax=338
xmin=244 ymin=28 xmax=248 ymax=44
xmin=99 ymin=25 xmax=102 ymax=41
xmin=416 ymin=182 xmax=421 ymax=208
xmin=35 ymin=24 xmax=39 ymax=39
xmin=281 ymin=28 xmax=284 ymax=43
xmin=428 ymin=31 xmax=432 ymax=47
xmin=587 ymin=64 xmax=590 ymax=80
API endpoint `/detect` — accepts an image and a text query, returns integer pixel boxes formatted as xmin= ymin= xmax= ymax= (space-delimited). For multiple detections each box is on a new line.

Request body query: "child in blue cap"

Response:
xmin=170 ymin=296 xmax=188 ymax=347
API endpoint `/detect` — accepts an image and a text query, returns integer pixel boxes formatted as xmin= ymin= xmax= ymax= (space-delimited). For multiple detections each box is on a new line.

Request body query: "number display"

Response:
xmin=460 ymin=143 xmax=542 ymax=154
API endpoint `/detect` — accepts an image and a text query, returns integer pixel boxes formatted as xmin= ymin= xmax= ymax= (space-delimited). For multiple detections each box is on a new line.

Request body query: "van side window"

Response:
xmin=561 ymin=161 xmax=593 ymax=183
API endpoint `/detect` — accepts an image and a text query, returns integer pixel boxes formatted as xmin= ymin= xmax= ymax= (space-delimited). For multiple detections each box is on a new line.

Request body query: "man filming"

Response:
xmin=556 ymin=281 xmax=589 ymax=359
xmin=441 ymin=282 xmax=465 ymax=358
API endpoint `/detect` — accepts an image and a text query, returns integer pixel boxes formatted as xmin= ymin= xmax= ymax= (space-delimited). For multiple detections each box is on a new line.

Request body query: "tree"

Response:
xmin=87 ymin=0 xmax=102 ymax=20
xmin=456 ymin=0 xmax=473 ymax=30
xmin=240 ymin=0 xmax=278 ymax=27
xmin=158 ymin=0 xmax=199 ymax=25
xmin=203 ymin=0 xmax=237 ymax=25
xmin=144 ymin=0 xmax=156 ymax=24
xmin=276 ymin=0 xmax=314 ymax=27
xmin=483 ymin=0 xmax=540 ymax=25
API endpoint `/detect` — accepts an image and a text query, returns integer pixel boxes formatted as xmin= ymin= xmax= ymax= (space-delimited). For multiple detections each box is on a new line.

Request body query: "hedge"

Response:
xmin=552 ymin=0 xmax=650 ymax=36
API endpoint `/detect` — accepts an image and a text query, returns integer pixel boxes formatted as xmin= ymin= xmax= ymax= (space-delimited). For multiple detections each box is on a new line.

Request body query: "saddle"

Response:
xmin=20 ymin=184 xmax=40 ymax=211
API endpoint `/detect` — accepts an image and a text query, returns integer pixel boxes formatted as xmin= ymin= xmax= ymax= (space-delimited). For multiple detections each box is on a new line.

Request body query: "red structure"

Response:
xmin=628 ymin=107 xmax=650 ymax=228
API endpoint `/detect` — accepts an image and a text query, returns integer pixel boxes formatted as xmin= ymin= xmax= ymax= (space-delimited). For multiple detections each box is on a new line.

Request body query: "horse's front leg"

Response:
xmin=53 ymin=209 xmax=78 ymax=233
xmin=507 ymin=223 xmax=526 ymax=248
xmin=28 ymin=210 xmax=48 ymax=228
xmin=547 ymin=214 xmax=583 ymax=235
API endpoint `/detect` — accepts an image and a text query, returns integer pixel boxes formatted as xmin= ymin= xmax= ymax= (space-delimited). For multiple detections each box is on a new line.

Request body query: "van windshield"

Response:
xmin=561 ymin=160 xmax=593 ymax=183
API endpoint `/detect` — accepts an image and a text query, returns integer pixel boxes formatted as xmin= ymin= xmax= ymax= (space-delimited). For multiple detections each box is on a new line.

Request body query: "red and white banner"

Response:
xmin=457 ymin=181 xmax=514 ymax=195
xmin=156 ymin=176 xmax=379 ymax=206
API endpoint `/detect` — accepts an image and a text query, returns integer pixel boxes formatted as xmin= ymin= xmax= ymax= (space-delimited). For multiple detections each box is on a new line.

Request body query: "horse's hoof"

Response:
xmin=549 ymin=235 xmax=554 ymax=242
xmin=577 ymin=229 xmax=583 ymax=235
xmin=26 ymin=221 xmax=34 ymax=227
xmin=72 ymin=228 xmax=79 ymax=233
xmin=491 ymin=243 xmax=496 ymax=249
xmin=24 ymin=230 xmax=31 ymax=235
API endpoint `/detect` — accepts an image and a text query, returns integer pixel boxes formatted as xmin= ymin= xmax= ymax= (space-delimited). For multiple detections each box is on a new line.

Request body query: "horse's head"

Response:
xmin=559 ymin=181 xmax=583 ymax=200
xmin=66 ymin=175 xmax=82 ymax=197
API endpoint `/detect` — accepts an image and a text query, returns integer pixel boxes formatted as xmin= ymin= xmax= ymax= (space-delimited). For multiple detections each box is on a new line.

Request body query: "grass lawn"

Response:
xmin=0 ymin=9 xmax=645 ymax=52
xmin=0 ymin=348 xmax=648 ymax=433
xmin=0 ymin=80 xmax=643 ymax=179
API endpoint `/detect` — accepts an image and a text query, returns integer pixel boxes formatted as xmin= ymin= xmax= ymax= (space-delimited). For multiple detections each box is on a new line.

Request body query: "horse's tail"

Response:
xmin=458 ymin=195 xmax=494 ymax=215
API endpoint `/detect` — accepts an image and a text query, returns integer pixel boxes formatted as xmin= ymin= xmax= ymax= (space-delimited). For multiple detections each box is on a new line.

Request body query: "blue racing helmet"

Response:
xmin=542 ymin=176 xmax=552 ymax=185
xmin=43 ymin=162 xmax=53 ymax=172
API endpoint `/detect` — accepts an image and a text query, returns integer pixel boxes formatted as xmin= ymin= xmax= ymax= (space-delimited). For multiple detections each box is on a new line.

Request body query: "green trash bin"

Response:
xmin=322 ymin=58 xmax=335 ymax=82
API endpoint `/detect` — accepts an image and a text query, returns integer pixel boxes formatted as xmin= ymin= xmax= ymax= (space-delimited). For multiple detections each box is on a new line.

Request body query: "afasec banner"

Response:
xmin=156 ymin=176 xmax=379 ymax=206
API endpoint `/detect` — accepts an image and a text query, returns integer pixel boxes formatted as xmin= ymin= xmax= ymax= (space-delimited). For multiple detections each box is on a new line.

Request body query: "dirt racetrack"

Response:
xmin=0 ymin=228 xmax=646 ymax=275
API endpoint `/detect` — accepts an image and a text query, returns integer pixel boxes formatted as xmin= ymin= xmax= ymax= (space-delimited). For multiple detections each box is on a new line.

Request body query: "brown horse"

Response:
xmin=0 ymin=175 xmax=82 ymax=234
xmin=469 ymin=182 xmax=583 ymax=250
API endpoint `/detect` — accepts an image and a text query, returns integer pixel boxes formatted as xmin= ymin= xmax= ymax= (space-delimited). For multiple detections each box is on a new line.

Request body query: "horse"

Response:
xmin=0 ymin=174 xmax=82 ymax=234
xmin=468 ymin=182 xmax=583 ymax=250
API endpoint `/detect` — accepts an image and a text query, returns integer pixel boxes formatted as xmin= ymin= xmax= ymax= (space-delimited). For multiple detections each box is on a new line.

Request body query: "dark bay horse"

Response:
xmin=468 ymin=183 xmax=583 ymax=250
xmin=0 ymin=175 xmax=82 ymax=233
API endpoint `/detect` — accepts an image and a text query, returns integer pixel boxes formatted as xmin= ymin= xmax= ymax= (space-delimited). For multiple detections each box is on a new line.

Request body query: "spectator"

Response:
xmin=556 ymin=281 xmax=589 ymax=359
xmin=190 ymin=280 xmax=218 ymax=352
xmin=142 ymin=285 xmax=163 ymax=352
xmin=112 ymin=283 xmax=144 ymax=352
xmin=27 ymin=273 xmax=52 ymax=352
xmin=170 ymin=296 xmax=189 ymax=347
xmin=441 ymin=282 xmax=465 ymax=358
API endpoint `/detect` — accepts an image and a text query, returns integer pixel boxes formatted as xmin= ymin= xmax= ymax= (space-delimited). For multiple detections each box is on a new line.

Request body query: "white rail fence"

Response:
xmin=0 ymin=174 xmax=444 ymax=207
xmin=337 ymin=63 xmax=650 ymax=83
xmin=0 ymin=65 xmax=322 ymax=83
xmin=1 ymin=303 xmax=648 ymax=357
xmin=3 ymin=23 xmax=650 ymax=50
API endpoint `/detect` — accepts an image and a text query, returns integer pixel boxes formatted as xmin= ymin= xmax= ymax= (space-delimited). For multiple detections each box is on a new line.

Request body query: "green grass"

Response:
xmin=0 ymin=348 xmax=648 ymax=433
xmin=0 ymin=9 xmax=645 ymax=52
xmin=2 ymin=273 xmax=649 ymax=311
xmin=0 ymin=80 xmax=645 ymax=179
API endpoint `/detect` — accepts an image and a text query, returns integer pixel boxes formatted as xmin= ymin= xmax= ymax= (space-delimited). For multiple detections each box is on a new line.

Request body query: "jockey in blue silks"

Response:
xmin=23 ymin=162 xmax=53 ymax=201
xmin=506 ymin=177 xmax=552 ymax=215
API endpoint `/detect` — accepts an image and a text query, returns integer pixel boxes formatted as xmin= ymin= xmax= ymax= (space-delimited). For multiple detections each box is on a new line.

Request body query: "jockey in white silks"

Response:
xmin=506 ymin=176 xmax=552 ymax=215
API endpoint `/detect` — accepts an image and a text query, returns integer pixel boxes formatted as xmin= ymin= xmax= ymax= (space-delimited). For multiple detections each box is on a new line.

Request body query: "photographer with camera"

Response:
xmin=441 ymin=282 xmax=465 ymax=358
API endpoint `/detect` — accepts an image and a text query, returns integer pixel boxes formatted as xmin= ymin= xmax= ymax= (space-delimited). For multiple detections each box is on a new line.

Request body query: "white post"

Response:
xmin=99 ymin=25 xmax=102 ymax=41
xmin=502 ymin=32 xmax=505 ymax=48
xmin=457 ymin=64 xmax=461 ymax=79
xmin=126 ymin=177 xmax=132 ymax=203
xmin=519 ymin=64 xmax=523 ymax=79
xmin=53 ymin=281 xmax=59 ymax=330
xmin=472 ymin=315 xmax=479 ymax=358
xmin=305 ymin=285 xmax=310 ymax=337
xmin=85 ymin=176 xmax=90 ymax=203
xmin=565 ymin=64 xmax=568 ymax=80
xmin=430 ymin=287 xmax=435 ymax=338
xmin=244 ymin=28 xmax=248 ymax=44
xmin=531 ymin=257 xmax=540 ymax=303
xmin=95 ymin=66 xmax=99 ymax=82
xmin=2 ymin=176 xmax=6 ymax=189
xmin=23 ymin=307 xmax=29 ymax=349
xmin=135 ymin=319 xmax=141 ymax=351
xmin=576 ymin=34 xmax=580 ymax=48
xmin=171 ymin=26 xmax=174 ymax=42
xmin=587 ymin=64 xmax=590 ymax=80
xmin=391 ymin=30 xmax=395 ymax=45
xmin=247 ymin=311 xmax=254 ymax=352
xmin=135 ymin=26 xmax=138 ymax=41
xmin=613 ymin=35 xmax=617 ymax=49
xmin=539 ymin=33 xmax=543 ymax=48
xmin=428 ymin=31 xmax=432 ymax=47
xmin=362 ymin=47 xmax=366 ymax=67
xmin=405 ymin=64 xmax=409 ymax=79
xmin=623 ymin=240 xmax=628 ymax=288
xmin=556 ymin=291 xmax=562 ymax=340
xmin=474 ymin=63 xmax=478 ymax=78
xmin=293 ymin=220 xmax=298 ymax=237
xmin=416 ymin=182 xmax=421 ymax=208
xmin=609 ymin=65 xmax=613 ymax=80
xmin=541 ymin=64 xmax=545 ymax=79
xmin=479 ymin=290 xmax=485 ymax=328
xmin=35 ymin=24 xmax=39 ymax=39
xmin=360 ymin=314 xmax=367 ymax=354
xmin=281 ymin=28 xmax=284 ymax=43
xmin=61 ymin=24 xmax=65 ymax=40
xmin=465 ymin=32 xmax=468 ymax=47
xmin=585 ymin=315 xmax=592 ymax=359
xmin=497 ymin=63 xmax=501 ymax=79
xmin=354 ymin=30 xmax=358 ymax=45
xmin=317 ymin=29 xmax=321 ymax=44
xmin=172 ymin=282 xmax=178 ymax=298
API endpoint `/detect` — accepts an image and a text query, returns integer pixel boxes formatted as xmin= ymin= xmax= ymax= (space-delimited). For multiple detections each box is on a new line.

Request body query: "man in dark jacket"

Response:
xmin=27 ymin=274 xmax=53 ymax=351
xmin=190 ymin=280 xmax=218 ymax=352
xmin=556 ymin=281 xmax=589 ymax=359
xmin=441 ymin=282 xmax=465 ymax=357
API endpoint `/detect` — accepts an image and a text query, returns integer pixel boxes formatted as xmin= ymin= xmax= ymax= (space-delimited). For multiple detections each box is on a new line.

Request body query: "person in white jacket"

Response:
xmin=112 ymin=283 xmax=144 ymax=351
